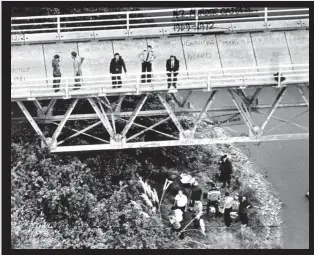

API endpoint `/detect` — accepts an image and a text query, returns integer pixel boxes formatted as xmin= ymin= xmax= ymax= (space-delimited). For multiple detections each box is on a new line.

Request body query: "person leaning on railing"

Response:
xmin=71 ymin=51 xmax=84 ymax=90
xmin=166 ymin=55 xmax=179 ymax=89
xmin=109 ymin=53 xmax=127 ymax=89
xmin=139 ymin=45 xmax=156 ymax=83
xmin=52 ymin=54 xmax=61 ymax=93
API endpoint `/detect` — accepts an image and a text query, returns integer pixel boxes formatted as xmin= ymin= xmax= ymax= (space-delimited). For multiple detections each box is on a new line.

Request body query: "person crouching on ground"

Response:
xmin=219 ymin=154 xmax=233 ymax=189
xmin=174 ymin=190 xmax=188 ymax=213
xmin=109 ymin=53 xmax=127 ymax=89
xmin=166 ymin=55 xmax=179 ymax=89
xmin=238 ymin=196 xmax=252 ymax=227
xmin=52 ymin=54 xmax=61 ymax=92
xmin=223 ymin=191 xmax=234 ymax=227
xmin=206 ymin=183 xmax=222 ymax=218
xmin=193 ymin=201 xmax=206 ymax=236
xmin=169 ymin=208 xmax=184 ymax=239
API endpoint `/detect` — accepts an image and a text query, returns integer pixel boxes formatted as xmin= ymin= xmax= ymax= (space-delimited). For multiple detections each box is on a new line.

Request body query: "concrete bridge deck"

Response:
xmin=11 ymin=29 xmax=309 ymax=101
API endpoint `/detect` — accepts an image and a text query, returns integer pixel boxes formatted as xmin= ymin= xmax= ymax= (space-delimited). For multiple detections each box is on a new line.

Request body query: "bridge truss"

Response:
xmin=11 ymin=65 xmax=309 ymax=153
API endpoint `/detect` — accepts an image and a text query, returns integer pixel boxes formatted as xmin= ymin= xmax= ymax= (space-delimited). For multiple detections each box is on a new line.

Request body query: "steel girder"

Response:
xmin=12 ymin=85 xmax=309 ymax=152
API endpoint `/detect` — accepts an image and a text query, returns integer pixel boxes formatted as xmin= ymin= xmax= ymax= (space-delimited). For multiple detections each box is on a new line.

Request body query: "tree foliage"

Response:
xmin=11 ymin=129 xmax=182 ymax=249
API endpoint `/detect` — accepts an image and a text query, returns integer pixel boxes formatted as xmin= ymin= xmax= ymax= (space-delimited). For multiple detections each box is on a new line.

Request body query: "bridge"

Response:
xmin=11 ymin=7 xmax=309 ymax=152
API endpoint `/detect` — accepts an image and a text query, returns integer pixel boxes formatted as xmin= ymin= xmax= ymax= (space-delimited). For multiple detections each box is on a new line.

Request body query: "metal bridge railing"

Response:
xmin=11 ymin=64 xmax=309 ymax=100
xmin=11 ymin=7 xmax=309 ymax=35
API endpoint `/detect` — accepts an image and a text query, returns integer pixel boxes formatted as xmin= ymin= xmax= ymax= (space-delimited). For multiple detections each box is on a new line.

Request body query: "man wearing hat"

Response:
xmin=52 ymin=54 xmax=61 ymax=92
xmin=139 ymin=45 xmax=156 ymax=83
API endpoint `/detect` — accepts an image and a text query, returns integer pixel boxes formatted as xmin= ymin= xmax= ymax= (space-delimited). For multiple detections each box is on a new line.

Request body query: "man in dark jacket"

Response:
xmin=238 ymin=196 xmax=252 ymax=226
xmin=52 ymin=54 xmax=61 ymax=92
xmin=189 ymin=181 xmax=203 ymax=209
xmin=110 ymin=53 xmax=127 ymax=88
xmin=219 ymin=155 xmax=233 ymax=188
xmin=166 ymin=55 xmax=180 ymax=89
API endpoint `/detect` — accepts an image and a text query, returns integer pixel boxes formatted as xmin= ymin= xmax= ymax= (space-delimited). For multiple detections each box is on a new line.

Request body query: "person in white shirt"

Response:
xmin=206 ymin=184 xmax=221 ymax=217
xmin=223 ymin=191 xmax=234 ymax=227
xmin=71 ymin=51 xmax=84 ymax=90
xmin=169 ymin=208 xmax=183 ymax=230
xmin=139 ymin=45 xmax=156 ymax=83
xmin=174 ymin=190 xmax=188 ymax=212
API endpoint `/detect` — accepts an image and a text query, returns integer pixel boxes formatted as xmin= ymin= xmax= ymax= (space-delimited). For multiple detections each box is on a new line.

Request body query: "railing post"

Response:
xmin=126 ymin=12 xmax=130 ymax=34
xmin=207 ymin=73 xmax=211 ymax=91
xmin=195 ymin=9 xmax=198 ymax=28
xmin=57 ymin=16 xmax=61 ymax=36
xmin=136 ymin=75 xmax=140 ymax=95
xmin=264 ymin=7 xmax=268 ymax=24
xmin=65 ymin=79 xmax=69 ymax=98
xmin=278 ymin=71 xmax=281 ymax=87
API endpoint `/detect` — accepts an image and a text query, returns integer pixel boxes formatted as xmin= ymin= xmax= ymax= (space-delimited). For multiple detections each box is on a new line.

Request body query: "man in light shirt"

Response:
xmin=139 ymin=45 xmax=156 ymax=83
xmin=174 ymin=190 xmax=188 ymax=213
xmin=206 ymin=184 xmax=221 ymax=217
xmin=223 ymin=191 xmax=234 ymax=227
xmin=71 ymin=51 xmax=84 ymax=90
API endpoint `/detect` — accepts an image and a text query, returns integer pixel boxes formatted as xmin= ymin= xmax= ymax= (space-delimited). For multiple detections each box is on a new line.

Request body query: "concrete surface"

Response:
xmin=11 ymin=30 xmax=309 ymax=85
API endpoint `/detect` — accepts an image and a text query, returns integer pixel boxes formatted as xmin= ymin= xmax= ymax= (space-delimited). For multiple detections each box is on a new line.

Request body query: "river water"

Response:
xmin=182 ymin=87 xmax=309 ymax=249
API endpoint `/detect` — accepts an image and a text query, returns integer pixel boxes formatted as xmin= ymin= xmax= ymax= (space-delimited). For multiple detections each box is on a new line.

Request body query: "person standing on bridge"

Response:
xmin=139 ymin=45 xmax=156 ymax=83
xmin=71 ymin=51 xmax=84 ymax=90
xmin=166 ymin=55 xmax=180 ymax=89
xmin=110 ymin=53 xmax=127 ymax=89
xmin=52 ymin=54 xmax=61 ymax=92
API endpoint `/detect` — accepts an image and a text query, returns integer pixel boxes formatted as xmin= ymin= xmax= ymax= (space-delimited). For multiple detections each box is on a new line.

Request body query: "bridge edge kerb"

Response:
xmin=11 ymin=19 xmax=308 ymax=45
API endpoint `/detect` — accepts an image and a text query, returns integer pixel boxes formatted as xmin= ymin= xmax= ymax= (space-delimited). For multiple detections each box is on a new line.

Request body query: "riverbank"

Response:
xmin=157 ymin=118 xmax=284 ymax=248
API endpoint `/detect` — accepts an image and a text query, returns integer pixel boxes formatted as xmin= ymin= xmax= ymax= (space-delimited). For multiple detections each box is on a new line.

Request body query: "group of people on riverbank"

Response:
xmin=168 ymin=154 xmax=253 ymax=237
xmin=51 ymin=45 xmax=180 ymax=92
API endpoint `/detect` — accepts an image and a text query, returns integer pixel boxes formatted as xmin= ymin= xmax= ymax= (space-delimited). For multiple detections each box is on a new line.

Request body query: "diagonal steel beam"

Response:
xmin=121 ymin=94 xmax=148 ymax=137
xmin=45 ymin=99 xmax=57 ymax=114
xmin=16 ymin=101 xmax=47 ymax=145
xmin=119 ymin=117 xmax=179 ymax=140
xmin=51 ymin=98 xmax=78 ymax=145
xmin=158 ymin=93 xmax=185 ymax=134
xmin=233 ymin=89 xmax=254 ymax=123
xmin=55 ymin=121 xmax=104 ymax=145
xmin=260 ymin=87 xmax=287 ymax=131
xmin=114 ymin=95 xmax=125 ymax=112
xmin=191 ymin=90 xmax=217 ymax=133
xmin=171 ymin=90 xmax=193 ymax=108
xmin=181 ymin=90 xmax=193 ymax=107
xmin=229 ymin=89 xmax=255 ymax=133
xmin=98 ymin=97 xmax=113 ymax=110
xmin=255 ymin=110 xmax=308 ymax=132
xmin=88 ymin=98 xmax=114 ymax=137
xmin=97 ymin=99 xmax=114 ymax=134
xmin=298 ymin=86 xmax=309 ymax=107
xmin=33 ymin=100 xmax=44 ymax=114
xmin=126 ymin=116 xmax=172 ymax=142
xmin=250 ymin=87 xmax=263 ymax=104
xmin=235 ymin=89 xmax=249 ymax=104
